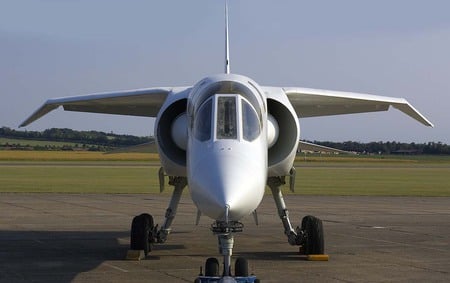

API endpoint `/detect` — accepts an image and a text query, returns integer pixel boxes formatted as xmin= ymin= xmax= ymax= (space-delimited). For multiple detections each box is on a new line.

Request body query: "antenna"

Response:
xmin=225 ymin=0 xmax=230 ymax=74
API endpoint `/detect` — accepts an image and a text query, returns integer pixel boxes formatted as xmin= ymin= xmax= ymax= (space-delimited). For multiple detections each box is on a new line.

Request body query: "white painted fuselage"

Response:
xmin=187 ymin=74 xmax=268 ymax=221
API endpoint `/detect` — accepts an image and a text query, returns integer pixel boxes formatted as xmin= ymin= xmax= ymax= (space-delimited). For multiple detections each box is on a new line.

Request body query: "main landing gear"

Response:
xmin=267 ymin=176 xmax=325 ymax=255
xmin=129 ymin=176 xmax=187 ymax=257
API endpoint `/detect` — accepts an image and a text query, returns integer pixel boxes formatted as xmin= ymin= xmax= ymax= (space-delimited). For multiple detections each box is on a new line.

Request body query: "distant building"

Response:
xmin=391 ymin=149 xmax=419 ymax=155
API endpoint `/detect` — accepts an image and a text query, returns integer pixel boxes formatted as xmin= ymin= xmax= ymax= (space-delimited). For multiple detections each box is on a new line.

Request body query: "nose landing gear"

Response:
xmin=194 ymin=221 xmax=260 ymax=283
xmin=211 ymin=220 xmax=242 ymax=276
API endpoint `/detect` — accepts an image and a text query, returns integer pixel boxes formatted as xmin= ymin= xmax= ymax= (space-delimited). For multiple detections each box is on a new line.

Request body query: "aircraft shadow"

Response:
xmin=0 ymin=230 xmax=184 ymax=283
xmin=0 ymin=230 xmax=127 ymax=282
xmin=0 ymin=228 xmax=304 ymax=282
xmin=235 ymin=251 xmax=306 ymax=261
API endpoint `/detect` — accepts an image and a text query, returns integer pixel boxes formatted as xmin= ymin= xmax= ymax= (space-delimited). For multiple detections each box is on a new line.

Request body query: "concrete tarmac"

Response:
xmin=1 ymin=194 xmax=449 ymax=282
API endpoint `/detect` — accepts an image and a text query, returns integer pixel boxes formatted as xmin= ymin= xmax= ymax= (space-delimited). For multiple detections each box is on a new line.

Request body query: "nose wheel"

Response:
xmin=205 ymin=257 xmax=220 ymax=277
xmin=234 ymin=257 xmax=249 ymax=277
xmin=196 ymin=256 xmax=260 ymax=283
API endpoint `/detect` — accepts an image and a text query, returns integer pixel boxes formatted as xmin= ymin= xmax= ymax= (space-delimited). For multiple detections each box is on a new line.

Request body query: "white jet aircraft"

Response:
xmin=21 ymin=1 xmax=433 ymax=279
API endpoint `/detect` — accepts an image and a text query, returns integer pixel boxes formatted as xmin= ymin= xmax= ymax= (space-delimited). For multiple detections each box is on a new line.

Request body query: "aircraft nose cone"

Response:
xmin=189 ymin=154 xmax=266 ymax=221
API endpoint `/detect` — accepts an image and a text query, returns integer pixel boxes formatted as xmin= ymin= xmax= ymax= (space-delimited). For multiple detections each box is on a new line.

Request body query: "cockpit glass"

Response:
xmin=242 ymin=100 xmax=260 ymax=141
xmin=194 ymin=81 xmax=262 ymax=121
xmin=194 ymin=99 xmax=212 ymax=141
xmin=216 ymin=96 xmax=237 ymax=139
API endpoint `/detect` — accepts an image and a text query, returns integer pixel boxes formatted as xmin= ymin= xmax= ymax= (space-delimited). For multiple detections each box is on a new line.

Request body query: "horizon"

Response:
xmin=2 ymin=125 xmax=449 ymax=145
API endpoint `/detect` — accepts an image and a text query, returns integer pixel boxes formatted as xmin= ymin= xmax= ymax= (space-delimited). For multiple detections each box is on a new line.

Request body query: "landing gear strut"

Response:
xmin=267 ymin=176 xmax=325 ymax=255
xmin=194 ymin=220 xmax=260 ymax=282
xmin=129 ymin=175 xmax=187 ymax=256
xmin=211 ymin=220 xmax=242 ymax=276
xmin=156 ymin=176 xmax=187 ymax=243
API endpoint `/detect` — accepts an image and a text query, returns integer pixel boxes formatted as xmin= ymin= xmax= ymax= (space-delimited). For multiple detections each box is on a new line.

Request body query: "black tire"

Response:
xmin=130 ymin=213 xmax=154 ymax=256
xmin=205 ymin=257 xmax=220 ymax=277
xmin=235 ymin=257 xmax=249 ymax=277
xmin=301 ymin=215 xmax=324 ymax=255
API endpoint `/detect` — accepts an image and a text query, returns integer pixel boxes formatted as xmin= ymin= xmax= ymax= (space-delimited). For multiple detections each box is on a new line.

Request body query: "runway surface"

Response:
xmin=1 ymin=194 xmax=449 ymax=282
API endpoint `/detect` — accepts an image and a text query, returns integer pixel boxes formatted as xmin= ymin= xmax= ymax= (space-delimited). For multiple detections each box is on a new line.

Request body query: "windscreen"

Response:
xmin=242 ymin=99 xmax=260 ymax=141
xmin=194 ymin=99 xmax=212 ymax=141
xmin=216 ymin=96 xmax=237 ymax=139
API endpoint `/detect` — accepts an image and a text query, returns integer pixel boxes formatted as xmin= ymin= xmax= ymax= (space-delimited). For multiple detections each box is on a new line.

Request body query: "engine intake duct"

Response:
xmin=156 ymin=98 xmax=187 ymax=167
xmin=267 ymin=99 xmax=299 ymax=172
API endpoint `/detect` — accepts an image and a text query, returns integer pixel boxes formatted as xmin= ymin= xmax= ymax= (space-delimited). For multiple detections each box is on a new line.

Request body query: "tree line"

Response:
xmin=1 ymin=126 xmax=449 ymax=154
xmin=0 ymin=127 xmax=152 ymax=151
xmin=309 ymin=140 xmax=450 ymax=155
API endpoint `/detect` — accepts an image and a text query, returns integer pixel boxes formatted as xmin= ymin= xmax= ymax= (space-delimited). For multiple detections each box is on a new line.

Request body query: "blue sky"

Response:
xmin=1 ymin=0 xmax=449 ymax=142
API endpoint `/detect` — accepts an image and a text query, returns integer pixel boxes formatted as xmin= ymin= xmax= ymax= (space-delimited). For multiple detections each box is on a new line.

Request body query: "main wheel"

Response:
xmin=205 ymin=257 xmax=220 ymax=277
xmin=130 ymin=213 xmax=154 ymax=256
xmin=301 ymin=215 xmax=324 ymax=255
xmin=234 ymin=257 xmax=249 ymax=277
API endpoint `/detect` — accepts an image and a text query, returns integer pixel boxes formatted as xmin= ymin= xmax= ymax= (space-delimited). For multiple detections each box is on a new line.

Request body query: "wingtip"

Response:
xmin=393 ymin=101 xmax=434 ymax=128
xmin=417 ymin=112 xmax=434 ymax=128
xmin=19 ymin=117 xmax=33 ymax=128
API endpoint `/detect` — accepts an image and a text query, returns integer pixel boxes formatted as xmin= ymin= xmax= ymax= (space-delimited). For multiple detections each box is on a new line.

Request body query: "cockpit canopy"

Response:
xmin=191 ymin=81 xmax=263 ymax=142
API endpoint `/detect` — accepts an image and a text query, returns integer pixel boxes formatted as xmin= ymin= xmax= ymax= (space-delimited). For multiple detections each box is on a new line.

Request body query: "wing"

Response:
xmin=20 ymin=87 xmax=190 ymax=127
xmin=271 ymin=87 xmax=433 ymax=127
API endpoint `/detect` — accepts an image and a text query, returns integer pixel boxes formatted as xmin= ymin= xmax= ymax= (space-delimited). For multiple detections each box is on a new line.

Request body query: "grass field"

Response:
xmin=1 ymin=151 xmax=449 ymax=196
xmin=293 ymin=165 xmax=449 ymax=196
xmin=0 ymin=165 xmax=159 ymax=194
xmin=0 ymin=150 xmax=159 ymax=162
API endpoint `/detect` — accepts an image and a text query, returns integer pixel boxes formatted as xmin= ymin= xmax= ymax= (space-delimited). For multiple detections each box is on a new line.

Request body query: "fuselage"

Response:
xmin=187 ymin=74 xmax=268 ymax=221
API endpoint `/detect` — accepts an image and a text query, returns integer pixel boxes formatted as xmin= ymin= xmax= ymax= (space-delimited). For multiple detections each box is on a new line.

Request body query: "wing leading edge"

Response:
xmin=21 ymin=84 xmax=433 ymax=128
xmin=20 ymin=87 xmax=190 ymax=127
xmin=279 ymin=87 xmax=433 ymax=127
